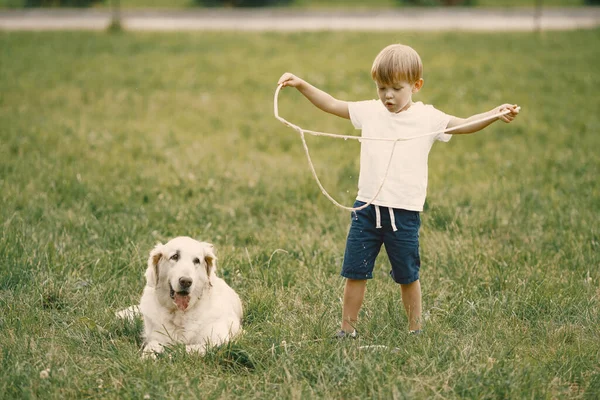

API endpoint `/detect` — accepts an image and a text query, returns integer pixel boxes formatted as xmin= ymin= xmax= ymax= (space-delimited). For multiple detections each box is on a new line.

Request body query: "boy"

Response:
xmin=277 ymin=43 xmax=519 ymax=337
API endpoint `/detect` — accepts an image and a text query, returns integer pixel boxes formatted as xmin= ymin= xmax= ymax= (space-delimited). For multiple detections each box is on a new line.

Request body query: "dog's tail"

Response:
xmin=115 ymin=305 xmax=141 ymax=320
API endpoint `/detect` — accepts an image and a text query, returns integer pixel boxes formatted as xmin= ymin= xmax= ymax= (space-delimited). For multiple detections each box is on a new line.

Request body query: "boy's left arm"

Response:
xmin=446 ymin=104 xmax=519 ymax=135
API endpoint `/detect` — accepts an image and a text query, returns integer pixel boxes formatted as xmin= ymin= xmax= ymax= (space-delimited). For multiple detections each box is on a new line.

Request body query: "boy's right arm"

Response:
xmin=278 ymin=73 xmax=350 ymax=119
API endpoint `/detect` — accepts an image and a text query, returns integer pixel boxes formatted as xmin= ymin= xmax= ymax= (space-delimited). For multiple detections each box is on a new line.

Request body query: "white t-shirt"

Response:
xmin=348 ymin=100 xmax=452 ymax=211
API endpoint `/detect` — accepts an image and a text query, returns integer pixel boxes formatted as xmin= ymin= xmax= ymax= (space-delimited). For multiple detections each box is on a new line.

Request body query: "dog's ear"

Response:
xmin=204 ymin=243 xmax=217 ymax=281
xmin=145 ymin=243 xmax=164 ymax=288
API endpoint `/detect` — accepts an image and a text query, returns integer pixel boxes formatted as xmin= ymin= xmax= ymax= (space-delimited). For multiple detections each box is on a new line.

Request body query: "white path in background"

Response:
xmin=0 ymin=8 xmax=599 ymax=32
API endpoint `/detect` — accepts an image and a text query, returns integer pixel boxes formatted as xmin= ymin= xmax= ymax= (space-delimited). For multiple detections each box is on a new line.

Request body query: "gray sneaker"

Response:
xmin=333 ymin=329 xmax=358 ymax=339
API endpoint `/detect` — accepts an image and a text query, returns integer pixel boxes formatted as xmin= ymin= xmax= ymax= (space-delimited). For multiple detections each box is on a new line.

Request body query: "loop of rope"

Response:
xmin=274 ymin=84 xmax=520 ymax=212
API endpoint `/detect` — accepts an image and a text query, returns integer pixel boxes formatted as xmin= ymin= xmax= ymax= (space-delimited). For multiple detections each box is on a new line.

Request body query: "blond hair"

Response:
xmin=371 ymin=44 xmax=423 ymax=85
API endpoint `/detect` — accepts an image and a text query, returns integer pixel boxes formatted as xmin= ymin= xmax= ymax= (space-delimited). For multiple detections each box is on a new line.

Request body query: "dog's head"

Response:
xmin=145 ymin=236 xmax=217 ymax=311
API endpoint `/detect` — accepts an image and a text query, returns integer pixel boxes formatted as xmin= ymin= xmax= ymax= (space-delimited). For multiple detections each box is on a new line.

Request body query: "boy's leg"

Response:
xmin=383 ymin=208 xmax=422 ymax=332
xmin=400 ymin=279 xmax=422 ymax=331
xmin=340 ymin=200 xmax=382 ymax=334
xmin=341 ymin=278 xmax=367 ymax=332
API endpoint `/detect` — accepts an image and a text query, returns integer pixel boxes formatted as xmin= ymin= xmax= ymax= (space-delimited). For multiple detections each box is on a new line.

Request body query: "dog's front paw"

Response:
xmin=185 ymin=344 xmax=207 ymax=355
xmin=115 ymin=305 xmax=141 ymax=321
xmin=142 ymin=341 xmax=164 ymax=359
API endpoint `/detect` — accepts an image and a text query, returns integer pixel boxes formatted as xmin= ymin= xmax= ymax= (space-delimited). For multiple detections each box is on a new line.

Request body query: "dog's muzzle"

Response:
xmin=169 ymin=281 xmax=192 ymax=312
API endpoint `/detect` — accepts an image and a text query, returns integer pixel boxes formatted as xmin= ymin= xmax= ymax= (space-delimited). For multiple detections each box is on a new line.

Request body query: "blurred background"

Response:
xmin=0 ymin=0 xmax=598 ymax=9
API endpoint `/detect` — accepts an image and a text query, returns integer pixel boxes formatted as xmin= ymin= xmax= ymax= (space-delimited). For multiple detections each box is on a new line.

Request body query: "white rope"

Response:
xmin=274 ymin=84 xmax=520 ymax=212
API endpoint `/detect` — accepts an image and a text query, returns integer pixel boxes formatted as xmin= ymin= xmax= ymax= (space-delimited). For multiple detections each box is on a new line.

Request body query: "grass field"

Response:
xmin=1 ymin=28 xmax=599 ymax=399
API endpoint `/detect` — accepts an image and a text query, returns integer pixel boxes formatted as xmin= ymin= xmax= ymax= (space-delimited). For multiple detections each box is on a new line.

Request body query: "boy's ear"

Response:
xmin=412 ymin=78 xmax=424 ymax=93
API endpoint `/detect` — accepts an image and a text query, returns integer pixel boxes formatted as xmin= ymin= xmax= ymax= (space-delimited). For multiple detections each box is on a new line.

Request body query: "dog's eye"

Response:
xmin=170 ymin=253 xmax=180 ymax=262
xmin=193 ymin=258 xmax=201 ymax=265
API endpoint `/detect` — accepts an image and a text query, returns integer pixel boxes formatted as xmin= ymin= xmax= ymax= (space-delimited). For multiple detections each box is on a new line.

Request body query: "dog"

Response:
xmin=116 ymin=236 xmax=243 ymax=358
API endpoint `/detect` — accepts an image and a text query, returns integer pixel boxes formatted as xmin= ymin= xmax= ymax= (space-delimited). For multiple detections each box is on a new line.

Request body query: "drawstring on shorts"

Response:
xmin=389 ymin=207 xmax=398 ymax=232
xmin=374 ymin=205 xmax=398 ymax=232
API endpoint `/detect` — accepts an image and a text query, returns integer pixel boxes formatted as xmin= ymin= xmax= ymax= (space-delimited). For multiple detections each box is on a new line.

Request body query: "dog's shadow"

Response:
xmin=161 ymin=342 xmax=257 ymax=371
xmin=111 ymin=315 xmax=145 ymax=348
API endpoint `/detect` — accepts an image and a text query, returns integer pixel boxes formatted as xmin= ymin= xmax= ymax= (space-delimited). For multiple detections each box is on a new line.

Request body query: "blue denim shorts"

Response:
xmin=341 ymin=200 xmax=421 ymax=284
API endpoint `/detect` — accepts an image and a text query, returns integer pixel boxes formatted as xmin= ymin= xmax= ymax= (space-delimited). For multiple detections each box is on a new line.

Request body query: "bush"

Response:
xmin=584 ymin=0 xmax=600 ymax=5
xmin=195 ymin=0 xmax=292 ymax=7
xmin=22 ymin=0 xmax=103 ymax=6
xmin=396 ymin=0 xmax=476 ymax=5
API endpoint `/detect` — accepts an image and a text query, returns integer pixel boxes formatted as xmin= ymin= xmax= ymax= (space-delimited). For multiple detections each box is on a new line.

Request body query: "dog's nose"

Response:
xmin=179 ymin=277 xmax=192 ymax=289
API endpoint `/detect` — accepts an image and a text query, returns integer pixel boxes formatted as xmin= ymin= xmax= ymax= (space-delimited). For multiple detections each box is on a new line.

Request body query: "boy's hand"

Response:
xmin=496 ymin=104 xmax=520 ymax=123
xmin=275 ymin=72 xmax=350 ymax=119
xmin=278 ymin=72 xmax=305 ymax=89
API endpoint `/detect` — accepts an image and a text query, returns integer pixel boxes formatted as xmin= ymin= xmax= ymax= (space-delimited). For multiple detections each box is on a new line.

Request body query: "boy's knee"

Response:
xmin=347 ymin=278 xmax=367 ymax=283
xmin=400 ymin=279 xmax=419 ymax=287
xmin=345 ymin=278 xmax=368 ymax=290
xmin=391 ymin=269 xmax=419 ymax=284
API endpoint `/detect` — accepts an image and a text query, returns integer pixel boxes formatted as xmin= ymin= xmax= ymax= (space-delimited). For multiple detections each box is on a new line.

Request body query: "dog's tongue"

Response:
xmin=173 ymin=293 xmax=190 ymax=311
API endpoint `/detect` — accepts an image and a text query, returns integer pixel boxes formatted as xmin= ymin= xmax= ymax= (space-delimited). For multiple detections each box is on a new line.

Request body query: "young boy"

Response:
xmin=277 ymin=43 xmax=519 ymax=337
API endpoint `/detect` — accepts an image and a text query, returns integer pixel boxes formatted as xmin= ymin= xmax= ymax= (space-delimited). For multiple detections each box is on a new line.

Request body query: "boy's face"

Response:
xmin=376 ymin=78 xmax=423 ymax=114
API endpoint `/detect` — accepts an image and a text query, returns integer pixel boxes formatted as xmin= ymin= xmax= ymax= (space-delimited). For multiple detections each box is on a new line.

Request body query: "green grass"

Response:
xmin=1 ymin=28 xmax=599 ymax=398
